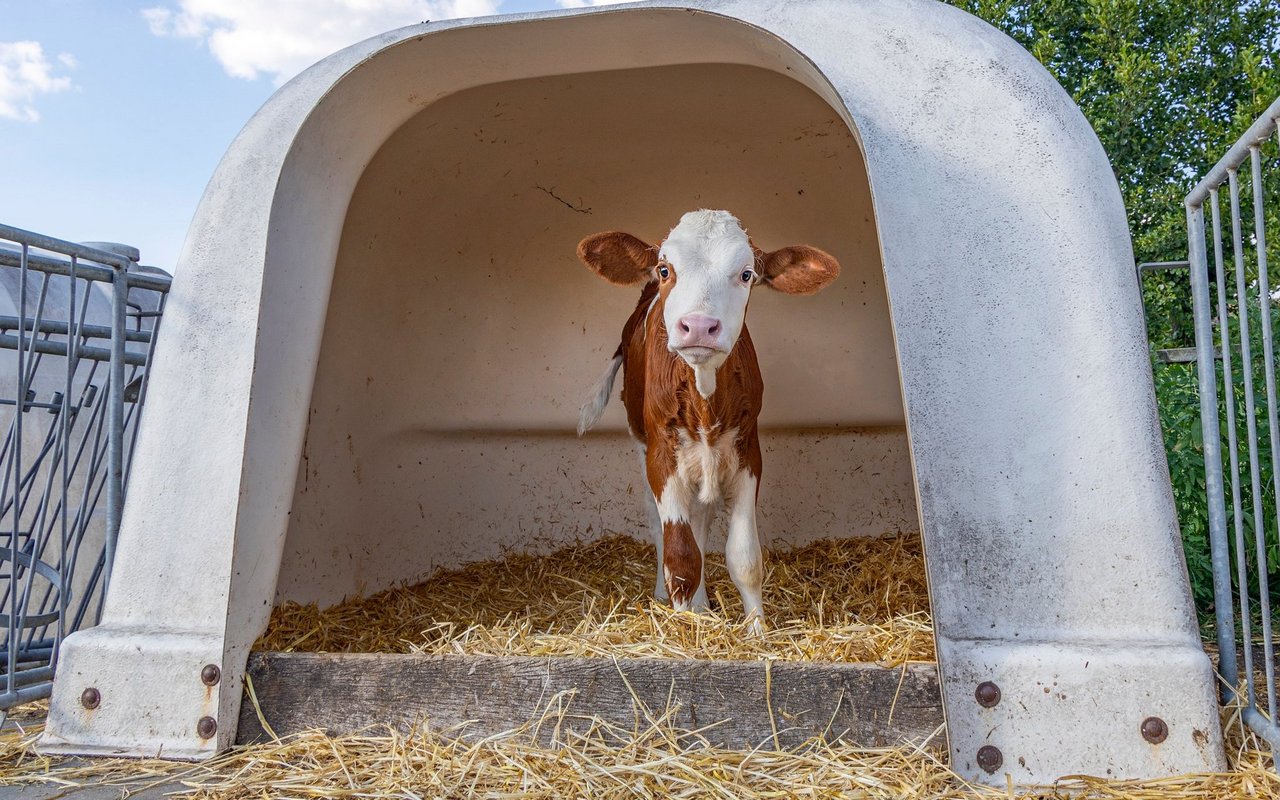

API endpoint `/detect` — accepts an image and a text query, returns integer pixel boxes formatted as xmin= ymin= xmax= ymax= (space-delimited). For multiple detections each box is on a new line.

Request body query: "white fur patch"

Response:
xmin=725 ymin=469 xmax=764 ymax=630
xmin=656 ymin=428 xmax=739 ymax=516
xmin=656 ymin=475 xmax=692 ymax=524
xmin=726 ymin=470 xmax=760 ymax=578
xmin=693 ymin=364 xmax=717 ymax=399
xmin=675 ymin=427 xmax=740 ymax=505
xmin=658 ymin=210 xmax=755 ymax=391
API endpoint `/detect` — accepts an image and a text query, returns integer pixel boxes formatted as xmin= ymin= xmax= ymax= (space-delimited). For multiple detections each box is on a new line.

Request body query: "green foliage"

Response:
xmin=1157 ymin=303 xmax=1280 ymax=613
xmin=944 ymin=0 xmax=1280 ymax=616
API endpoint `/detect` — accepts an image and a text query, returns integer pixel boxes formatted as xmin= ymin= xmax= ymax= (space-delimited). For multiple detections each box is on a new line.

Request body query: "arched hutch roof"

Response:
xmin=40 ymin=0 xmax=1223 ymax=785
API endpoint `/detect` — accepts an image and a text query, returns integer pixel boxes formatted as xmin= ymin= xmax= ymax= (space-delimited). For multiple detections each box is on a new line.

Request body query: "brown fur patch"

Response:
xmin=622 ymin=278 xmax=765 ymax=499
xmin=577 ymin=232 xmax=658 ymax=287
xmin=663 ymin=519 xmax=701 ymax=605
xmin=754 ymin=244 xmax=841 ymax=296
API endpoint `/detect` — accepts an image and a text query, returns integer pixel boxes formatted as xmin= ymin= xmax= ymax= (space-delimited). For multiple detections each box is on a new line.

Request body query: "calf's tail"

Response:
xmin=578 ymin=350 xmax=623 ymax=436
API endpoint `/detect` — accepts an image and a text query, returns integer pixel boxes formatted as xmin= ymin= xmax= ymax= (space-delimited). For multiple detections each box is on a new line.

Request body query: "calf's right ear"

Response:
xmin=577 ymin=232 xmax=658 ymax=287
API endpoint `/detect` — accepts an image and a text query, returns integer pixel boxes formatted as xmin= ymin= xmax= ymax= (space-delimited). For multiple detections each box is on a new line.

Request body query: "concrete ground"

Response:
xmin=1 ymin=712 xmax=193 ymax=800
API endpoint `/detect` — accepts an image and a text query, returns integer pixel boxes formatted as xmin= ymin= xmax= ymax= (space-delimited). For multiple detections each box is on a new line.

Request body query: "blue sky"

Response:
xmin=0 ymin=0 xmax=618 ymax=270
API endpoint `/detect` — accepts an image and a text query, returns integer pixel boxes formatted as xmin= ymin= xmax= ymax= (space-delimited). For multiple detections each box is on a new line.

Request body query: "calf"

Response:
xmin=576 ymin=210 xmax=840 ymax=631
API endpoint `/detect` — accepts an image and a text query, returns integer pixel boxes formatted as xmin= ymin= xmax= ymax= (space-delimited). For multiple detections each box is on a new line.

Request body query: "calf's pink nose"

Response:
xmin=676 ymin=314 xmax=722 ymax=348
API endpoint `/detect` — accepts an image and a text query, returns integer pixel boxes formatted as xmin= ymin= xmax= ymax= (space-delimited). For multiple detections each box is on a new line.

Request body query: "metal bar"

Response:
xmin=0 ymin=315 xmax=152 ymax=344
xmin=0 ymin=682 xmax=52 ymax=708
xmin=1229 ymin=168 xmax=1261 ymax=708
xmin=0 ymin=225 xmax=132 ymax=270
xmin=0 ymin=646 xmax=53 ymax=663
xmin=1243 ymin=707 xmax=1280 ymax=753
xmin=0 ymin=250 xmax=115 ymax=286
xmin=1210 ymin=189 xmax=1249 ymax=707
xmin=71 ymin=553 xmax=103 ymax=631
xmin=1136 ymin=260 xmax=1192 ymax=320
xmin=0 ymin=333 xmax=149 ymax=366
xmin=6 ymin=665 xmax=53 ymax=688
xmin=1187 ymin=96 xmax=1280 ymax=205
xmin=1186 ymin=200 xmax=1238 ymax=700
xmin=1249 ymin=145 xmax=1279 ymax=722
xmin=55 ymin=260 xmax=76 ymax=664
xmin=122 ymin=272 xmax=170 ymax=294
xmin=6 ymin=246 xmax=27 ymax=701
xmin=0 ymin=398 xmax=64 ymax=411
xmin=56 ymin=364 xmax=106 ymax=594
xmin=103 ymin=266 xmax=127 ymax=594
xmin=0 ymin=251 xmax=171 ymax=294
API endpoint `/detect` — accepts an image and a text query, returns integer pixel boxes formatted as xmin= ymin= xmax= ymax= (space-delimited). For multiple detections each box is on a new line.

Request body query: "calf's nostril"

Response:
xmin=680 ymin=321 xmax=691 ymax=334
xmin=708 ymin=321 xmax=720 ymax=335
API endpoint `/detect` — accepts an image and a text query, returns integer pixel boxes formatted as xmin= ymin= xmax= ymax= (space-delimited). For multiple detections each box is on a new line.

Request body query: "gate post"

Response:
xmin=1185 ymin=200 xmax=1239 ymax=700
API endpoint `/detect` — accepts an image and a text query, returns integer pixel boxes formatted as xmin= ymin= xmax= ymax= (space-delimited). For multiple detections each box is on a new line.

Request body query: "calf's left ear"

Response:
xmin=754 ymin=244 xmax=841 ymax=296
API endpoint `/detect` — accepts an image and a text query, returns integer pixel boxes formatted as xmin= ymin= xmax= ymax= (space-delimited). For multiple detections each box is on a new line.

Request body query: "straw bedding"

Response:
xmin=256 ymin=533 xmax=935 ymax=664
xmin=2 ymin=692 xmax=1278 ymax=797
xmin=2 ymin=533 xmax=1278 ymax=797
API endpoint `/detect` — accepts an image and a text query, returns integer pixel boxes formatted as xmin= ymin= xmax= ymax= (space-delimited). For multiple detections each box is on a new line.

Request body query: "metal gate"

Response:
xmin=1187 ymin=95 xmax=1280 ymax=750
xmin=0 ymin=224 xmax=170 ymax=714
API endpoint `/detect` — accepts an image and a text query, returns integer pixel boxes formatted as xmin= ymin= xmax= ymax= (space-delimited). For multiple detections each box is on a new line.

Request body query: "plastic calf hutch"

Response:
xmin=40 ymin=0 xmax=1225 ymax=785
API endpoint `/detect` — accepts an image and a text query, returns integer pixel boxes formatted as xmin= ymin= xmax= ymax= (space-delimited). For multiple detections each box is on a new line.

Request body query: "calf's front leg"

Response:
xmin=688 ymin=502 xmax=713 ymax=612
xmin=650 ymin=470 xmax=703 ymax=612
xmin=645 ymin=489 xmax=667 ymax=601
xmin=726 ymin=468 xmax=765 ymax=634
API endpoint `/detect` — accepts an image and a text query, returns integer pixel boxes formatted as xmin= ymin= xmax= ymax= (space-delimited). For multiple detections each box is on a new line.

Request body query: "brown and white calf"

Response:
xmin=576 ymin=210 xmax=840 ymax=631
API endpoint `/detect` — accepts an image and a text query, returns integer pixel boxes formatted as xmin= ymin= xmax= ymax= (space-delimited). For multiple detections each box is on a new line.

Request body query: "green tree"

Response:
xmin=948 ymin=0 xmax=1280 ymax=613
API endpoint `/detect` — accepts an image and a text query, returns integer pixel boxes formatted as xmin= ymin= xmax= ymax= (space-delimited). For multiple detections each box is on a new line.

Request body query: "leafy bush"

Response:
xmin=1156 ymin=300 xmax=1280 ymax=615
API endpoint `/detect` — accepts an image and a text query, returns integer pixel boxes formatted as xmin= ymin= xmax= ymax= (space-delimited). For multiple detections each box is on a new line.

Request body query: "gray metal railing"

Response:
xmin=0 ymin=224 xmax=170 ymax=713
xmin=1186 ymin=94 xmax=1280 ymax=752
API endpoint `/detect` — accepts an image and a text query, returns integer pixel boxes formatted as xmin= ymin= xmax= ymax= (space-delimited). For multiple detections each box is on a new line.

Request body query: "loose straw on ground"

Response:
xmin=4 ymin=535 xmax=1278 ymax=797
xmin=3 ymin=692 xmax=1278 ymax=798
xmin=257 ymin=533 xmax=935 ymax=664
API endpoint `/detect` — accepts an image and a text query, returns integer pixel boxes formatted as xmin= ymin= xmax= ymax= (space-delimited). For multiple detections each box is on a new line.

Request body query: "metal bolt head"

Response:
xmin=975 ymin=681 xmax=1001 ymax=708
xmin=976 ymin=745 xmax=1003 ymax=774
xmin=1141 ymin=716 xmax=1168 ymax=744
xmin=196 ymin=716 xmax=218 ymax=740
xmin=201 ymin=664 xmax=221 ymax=686
xmin=80 ymin=687 xmax=100 ymax=710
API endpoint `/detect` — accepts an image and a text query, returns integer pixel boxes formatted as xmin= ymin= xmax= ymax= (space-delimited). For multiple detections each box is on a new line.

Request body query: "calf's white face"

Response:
xmin=576 ymin=208 xmax=843 ymax=398
xmin=658 ymin=211 xmax=756 ymax=377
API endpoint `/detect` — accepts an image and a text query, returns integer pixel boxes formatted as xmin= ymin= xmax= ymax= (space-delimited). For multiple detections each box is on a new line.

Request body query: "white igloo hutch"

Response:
xmin=40 ymin=0 xmax=1225 ymax=785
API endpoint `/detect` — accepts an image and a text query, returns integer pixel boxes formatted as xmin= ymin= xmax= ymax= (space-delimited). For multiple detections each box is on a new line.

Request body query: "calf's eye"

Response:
xmin=658 ymin=265 xmax=671 ymax=280
xmin=740 ymin=269 xmax=755 ymax=284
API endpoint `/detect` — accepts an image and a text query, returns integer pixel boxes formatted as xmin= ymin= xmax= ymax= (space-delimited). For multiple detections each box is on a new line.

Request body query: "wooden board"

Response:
xmin=239 ymin=652 xmax=944 ymax=750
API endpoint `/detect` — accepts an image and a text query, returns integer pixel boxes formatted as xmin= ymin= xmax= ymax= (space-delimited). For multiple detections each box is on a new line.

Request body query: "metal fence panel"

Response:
xmin=0 ymin=224 xmax=170 ymax=713
xmin=1186 ymin=95 xmax=1280 ymax=752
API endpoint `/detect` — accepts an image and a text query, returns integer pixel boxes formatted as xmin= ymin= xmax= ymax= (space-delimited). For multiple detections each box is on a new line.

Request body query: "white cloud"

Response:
xmin=0 ymin=41 xmax=74 ymax=123
xmin=143 ymin=0 xmax=500 ymax=85
xmin=556 ymin=0 xmax=631 ymax=6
